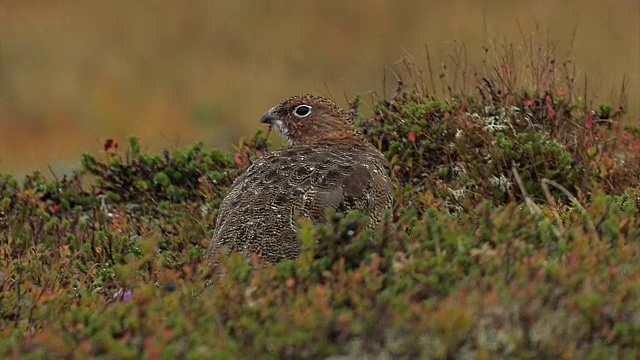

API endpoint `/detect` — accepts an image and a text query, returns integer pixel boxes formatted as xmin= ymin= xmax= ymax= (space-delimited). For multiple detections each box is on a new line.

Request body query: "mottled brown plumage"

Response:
xmin=208 ymin=94 xmax=393 ymax=263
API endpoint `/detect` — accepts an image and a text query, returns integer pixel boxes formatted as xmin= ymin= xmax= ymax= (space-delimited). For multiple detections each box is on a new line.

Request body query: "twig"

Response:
xmin=424 ymin=45 xmax=436 ymax=97
xmin=512 ymin=167 xmax=561 ymax=239
xmin=540 ymin=179 xmax=566 ymax=234
xmin=47 ymin=164 xmax=59 ymax=185
xmin=512 ymin=167 xmax=541 ymax=215
xmin=541 ymin=178 xmax=598 ymax=238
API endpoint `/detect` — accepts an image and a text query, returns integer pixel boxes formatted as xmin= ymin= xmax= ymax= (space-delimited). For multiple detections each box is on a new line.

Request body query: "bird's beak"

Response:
xmin=260 ymin=110 xmax=280 ymax=124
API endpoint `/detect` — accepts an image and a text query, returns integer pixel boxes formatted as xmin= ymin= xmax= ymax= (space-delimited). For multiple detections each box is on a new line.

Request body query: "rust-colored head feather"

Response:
xmin=260 ymin=94 xmax=361 ymax=146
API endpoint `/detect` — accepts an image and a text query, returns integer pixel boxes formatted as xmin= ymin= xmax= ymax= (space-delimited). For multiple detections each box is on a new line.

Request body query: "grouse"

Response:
xmin=208 ymin=94 xmax=393 ymax=263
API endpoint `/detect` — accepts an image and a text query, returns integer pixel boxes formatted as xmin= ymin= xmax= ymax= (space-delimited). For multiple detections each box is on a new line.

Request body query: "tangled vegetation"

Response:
xmin=1 ymin=37 xmax=640 ymax=359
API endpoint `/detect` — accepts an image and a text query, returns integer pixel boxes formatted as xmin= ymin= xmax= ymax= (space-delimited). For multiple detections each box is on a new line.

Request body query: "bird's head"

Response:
xmin=260 ymin=94 xmax=360 ymax=146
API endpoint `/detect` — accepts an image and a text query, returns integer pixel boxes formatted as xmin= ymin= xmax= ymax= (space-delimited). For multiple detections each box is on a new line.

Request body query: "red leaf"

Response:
xmin=103 ymin=138 xmax=119 ymax=152
xmin=233 ymin=153 xmax=244 ymax=165
xmin=499 ymin=62 xmax=508 ymax=75
xmin=585 ymin=117 xmax=593 ymax=129
xmin=407 ymin=131 xmax=416 ymax=143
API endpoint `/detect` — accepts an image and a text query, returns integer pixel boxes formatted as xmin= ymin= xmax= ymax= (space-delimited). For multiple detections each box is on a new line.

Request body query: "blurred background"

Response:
xmin=1 ymin=0 xmax=638 ymax=176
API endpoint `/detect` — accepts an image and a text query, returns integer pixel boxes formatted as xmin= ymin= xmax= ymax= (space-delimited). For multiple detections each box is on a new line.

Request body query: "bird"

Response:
xmin=208 ymin=94 xmax=393 ymax=263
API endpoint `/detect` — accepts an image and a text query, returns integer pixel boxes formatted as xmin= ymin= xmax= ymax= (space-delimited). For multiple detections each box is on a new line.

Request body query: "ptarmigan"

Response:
xmin=208 ymin=94 xmax=393 ymax=263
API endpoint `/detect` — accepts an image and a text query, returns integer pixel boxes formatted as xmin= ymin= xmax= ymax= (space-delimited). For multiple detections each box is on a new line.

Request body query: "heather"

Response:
xmin=1 ymin=39 xmax=640 ymax=359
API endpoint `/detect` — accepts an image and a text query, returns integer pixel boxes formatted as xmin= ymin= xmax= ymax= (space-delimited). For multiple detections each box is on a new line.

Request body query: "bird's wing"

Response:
xmin=211 ymin=146 xmax=389 ymax=243
xmin=289 ymin=147 xmax=378 ymax=222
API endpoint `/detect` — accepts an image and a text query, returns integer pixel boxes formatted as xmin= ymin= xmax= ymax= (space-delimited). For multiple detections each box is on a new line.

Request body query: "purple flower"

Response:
xmin=113 ymin=288 xmax=132 ymax=302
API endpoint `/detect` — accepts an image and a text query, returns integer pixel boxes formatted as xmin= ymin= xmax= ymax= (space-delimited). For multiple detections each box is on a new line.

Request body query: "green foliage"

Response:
xmin=361 ymin=82 xmax=639 ymax=216
xmin=1 ymin=52 xmax=640 ymax=358
xmin=80 ymin=137 xmax=238 ymax=206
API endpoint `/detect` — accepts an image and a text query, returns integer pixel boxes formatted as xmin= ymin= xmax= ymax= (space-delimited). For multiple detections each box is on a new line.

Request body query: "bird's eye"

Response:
xmin=293 ymin=104 xmax=312 ymax=118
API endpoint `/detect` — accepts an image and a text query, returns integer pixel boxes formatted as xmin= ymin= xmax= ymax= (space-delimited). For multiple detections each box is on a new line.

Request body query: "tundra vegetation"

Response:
xmin=1 ymin=37 xmax=639 ymax=358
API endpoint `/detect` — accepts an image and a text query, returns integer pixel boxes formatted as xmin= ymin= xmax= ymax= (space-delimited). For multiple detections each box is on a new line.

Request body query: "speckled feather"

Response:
xmin=208 ymin=94 xmax=393 ymax=263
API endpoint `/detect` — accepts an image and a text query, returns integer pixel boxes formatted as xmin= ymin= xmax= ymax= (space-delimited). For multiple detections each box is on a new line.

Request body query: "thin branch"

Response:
xmin=541 ymin=178 xmax=598 ymax=238
xmin=512 ymin=167 xmax=561 ymax=239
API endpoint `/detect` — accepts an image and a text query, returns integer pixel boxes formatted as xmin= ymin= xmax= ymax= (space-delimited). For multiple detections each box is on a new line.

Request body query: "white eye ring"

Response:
xmin=293 ymin=104 xmax=312 ymax=118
